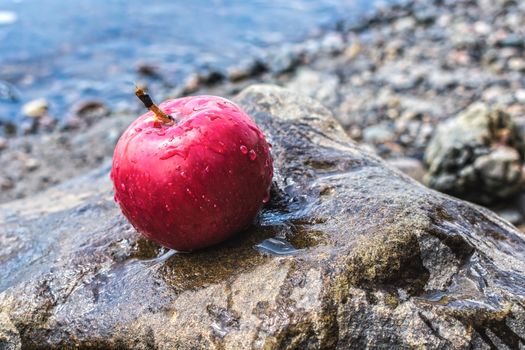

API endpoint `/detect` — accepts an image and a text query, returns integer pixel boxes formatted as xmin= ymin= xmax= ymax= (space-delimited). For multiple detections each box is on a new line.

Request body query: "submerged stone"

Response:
xmin=0 ymin=85 xmax=524 ymax=349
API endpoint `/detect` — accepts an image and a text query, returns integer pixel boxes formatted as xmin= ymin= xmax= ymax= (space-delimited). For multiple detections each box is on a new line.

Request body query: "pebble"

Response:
xmin=0 ymin=137 xmax=7 ymax=151
xmin=136 ymin=63 xmax=160 ymax=78
xmin=508 ymin=58 xmax=525 ymax=72
xmin=515 ymin=89 xmax=525 ymax=103
xmin=24 ymin=158 xmax=40 ymax=172
xmin=0 ymin=177 xmax=14 ymax=190
xmin=393 ymin=16 xmax=416 ymax=32
xmin=21 ymin=98 xmax=48 ymax=118
xmin=344 ymin=41 xmax=362 ymax=60
xmin=363 ymin=124 xmax=396 ymax=144
xmin=64 ymin=100 xmax=110 ymax=129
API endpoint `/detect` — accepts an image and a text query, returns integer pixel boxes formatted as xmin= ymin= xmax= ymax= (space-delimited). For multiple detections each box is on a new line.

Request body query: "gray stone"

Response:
xmin=362 ymin=123 xmax=396 ymax=144
xmin=1 ymin=85 xmax=525 ymax=349
xmin=425 ymin=103 xmax=525 ymax=204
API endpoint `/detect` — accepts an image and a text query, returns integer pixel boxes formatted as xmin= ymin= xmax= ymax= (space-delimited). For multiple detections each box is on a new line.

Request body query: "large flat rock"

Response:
xmin=1 ymin=85 xmax=524 ymax=349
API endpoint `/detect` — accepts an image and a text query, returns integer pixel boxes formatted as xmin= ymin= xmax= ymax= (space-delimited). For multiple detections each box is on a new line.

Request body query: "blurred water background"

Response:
xmin=0 ymin=0 xmax=396 ymax=125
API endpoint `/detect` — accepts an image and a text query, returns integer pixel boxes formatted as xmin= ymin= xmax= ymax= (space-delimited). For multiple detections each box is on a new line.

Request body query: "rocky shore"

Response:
xmin=1 ymin=85 xmax=524 ymax=349
xmin=1 ymin=0 xmax=525 ymax=347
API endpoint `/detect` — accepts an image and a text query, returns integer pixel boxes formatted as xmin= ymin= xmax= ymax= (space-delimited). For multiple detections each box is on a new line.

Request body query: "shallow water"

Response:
xmin=0 ymin=0 xmax=397 ymax=126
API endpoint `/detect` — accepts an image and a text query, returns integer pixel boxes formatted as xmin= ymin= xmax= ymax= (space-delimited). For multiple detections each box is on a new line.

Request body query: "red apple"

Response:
xmin=111 ymin=89 xmax=273 ymax=251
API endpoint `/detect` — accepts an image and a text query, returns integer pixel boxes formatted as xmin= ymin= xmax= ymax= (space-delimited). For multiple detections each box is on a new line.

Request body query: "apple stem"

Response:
xmin=135 ymin=87 xmax=174 ymax=125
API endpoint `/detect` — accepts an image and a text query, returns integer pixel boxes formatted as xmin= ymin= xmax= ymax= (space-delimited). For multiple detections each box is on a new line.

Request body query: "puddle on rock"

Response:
xmin=255 ymin=237 xmax=303 ymax=256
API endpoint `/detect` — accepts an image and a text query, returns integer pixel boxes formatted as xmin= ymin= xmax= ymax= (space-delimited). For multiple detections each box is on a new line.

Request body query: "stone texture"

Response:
xmin=424 ymin=103 xmax=525 ymax=204
xmin=0 ymin=85 xmax=524 ymax=349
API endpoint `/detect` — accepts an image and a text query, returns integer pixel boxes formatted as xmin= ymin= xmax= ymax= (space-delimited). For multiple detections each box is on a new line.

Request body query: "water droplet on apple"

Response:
xmin=180 ymin=171 xmax=186 ymax=177
xmin=262 ymin=193 xmax=270 ymax=204
xmin=134 ymin=127 xmax=142 ymax=132
xmin=248 ymin=150 xmax=257 ymax=160
xmin=165 ymin=204 xmax=171 ymax=212
xmin=240 ymin=145 xmax=248 ymax=154
xmin=160 ymin=148 xmax=187 ymax=160
xmin=209 ymin=141 xmax=225 ymax=154
xmin=120 ymin=183 xmax=126 ymax=191
xmin=157 ymin=130 xmax=166 ymax=136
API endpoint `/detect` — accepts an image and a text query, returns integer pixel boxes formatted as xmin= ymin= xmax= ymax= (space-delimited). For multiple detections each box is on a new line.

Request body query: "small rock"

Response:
xmin=2 ymin=121 xmax=17 ymax=136
xmin=393 ymin=16 xmax=416 ymax=32
xmin=496 ymin=34 xmax=524 ymax=49
xmin=227 ymin=67 xmax=251 ymax=82
xmin=38 ymin=115 xmax=58 ymax=132
xmin=344 ymin=41 xmax=362 ymax=60
xmin=516 ymin=89 xmax=525 ymax=103
xmin=473 ymin=21 xmax=491 ymax=35
xmin=227 ymin=61 xmax=267 ymax=82
xmin=64 ymin=100 xmax=110 ymax=129
xmin=20 ymin=120 xmax=39 ymax=135
xmin=21 ymin=98 xmax=48 ymax=118
xmin=136 ymin=63 xmax=160 ymax=78
xmin=198 ymin=69 xmax=224 ymax=86
xmin=508 ymin=57 xmax=525 ymax=72
xmin=362 ymin=123 xmax=396 ymax=144
xmin=266 ymin=45 xmax=304 ymax=74
xmin=0 ymin=176 xmax=14 ymax=190
xmin=0 ymin=137 xmax=7 ymax=151
xmin=320 ymin=32 xmax=345 ymax=54
xmin=24 ymin=158 xmax=40 ymax=172
xmin=425 ymin=103 xmax=525 ymax=204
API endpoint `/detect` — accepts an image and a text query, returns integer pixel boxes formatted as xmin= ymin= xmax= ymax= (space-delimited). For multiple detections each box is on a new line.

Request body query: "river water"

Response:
xmin=0 ymin=0 xmax=396 ymax=126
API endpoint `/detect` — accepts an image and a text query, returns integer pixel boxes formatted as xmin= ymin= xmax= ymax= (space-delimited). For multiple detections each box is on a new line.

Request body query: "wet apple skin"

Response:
xmin=111 ymin=96 xmax=273 ymax=251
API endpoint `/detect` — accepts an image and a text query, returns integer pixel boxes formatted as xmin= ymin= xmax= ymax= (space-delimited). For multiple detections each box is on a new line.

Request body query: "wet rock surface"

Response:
xmin=1 ymin=85 xmax=524 ymax=349
xmin=425 ymin=103 xmax=525 ymax=204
